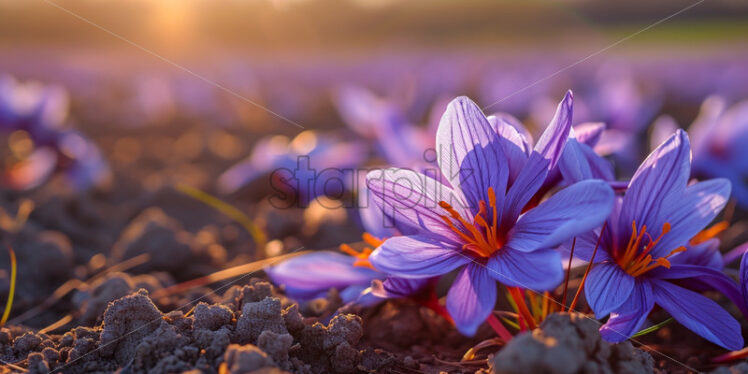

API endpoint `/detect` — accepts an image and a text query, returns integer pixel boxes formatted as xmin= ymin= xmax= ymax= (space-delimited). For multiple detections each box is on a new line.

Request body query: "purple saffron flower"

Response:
xmin=367 ymin=92 xmax=615 ymax=335
xmin=578 ymin=129 xmax=743 ymax=350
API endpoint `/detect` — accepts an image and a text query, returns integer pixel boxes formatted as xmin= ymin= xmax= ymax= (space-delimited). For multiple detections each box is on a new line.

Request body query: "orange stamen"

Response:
xmin=615 ymin=221 xmax=685 ymax=277
xmin=339 ymin=232 xmax=385 ymax=270
xmin=362 ymin=232 xmax=385 ymax=248
xmin=438 ymin=187 xmax=504 ymax=258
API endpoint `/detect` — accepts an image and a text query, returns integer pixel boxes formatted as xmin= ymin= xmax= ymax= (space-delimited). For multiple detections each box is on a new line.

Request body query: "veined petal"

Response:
xmin=489 ymin=112 xmax=533 ymax=149
xmin=436 ymin=96 xmax=509 ymax=216
xmin=487 ymin=115 xmax=530 ymax=184
xmin=584 ymin=263 xmax=635 ymax=319
xmin=652 ymin=178 xmax=731 ymax=258
xmin=648 ymin=263 xmax=748 ymax=318
xmin=358 ymin=184 xmax=400 ymax=238
xmin=534 ymin=90 xmax=575 ymax=169
xmin=369 ymin=235 xmax=469 ymax=278
xmin=509 ymin=180 xmax=614 ymax=251
xmin=366 ymin=168 xmax=466 ymax=243
xmin=581 ymin=142 xmax=615 ymax=181
xmin=669 ymin=238 xmax=722 ymax=269
xmin=446 ymin=263 xmax=497 ymax=336
xmin=486 ymin=248 xmax=563 ymax=291
xmin=265 ymin=251 xmax=381 ymax=301
xmin=620 ymin=129 xmax=691 ymax=239
xmin=600 ymin=280 xmax=654 ymax=343
xmin=558 ymin=137 xmax=593 ymax=184
xmin=651 ymin=279 xmax=743 ymax=350
xmin=502 ymin=91 xmax=574 ymax=225
xmin=559 ymin=136 xmax=615 ymax=184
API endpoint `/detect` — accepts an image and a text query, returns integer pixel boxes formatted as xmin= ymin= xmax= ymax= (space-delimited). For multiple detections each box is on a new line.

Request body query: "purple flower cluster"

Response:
xmin=267 ymin=89 xmax=748 ymax=351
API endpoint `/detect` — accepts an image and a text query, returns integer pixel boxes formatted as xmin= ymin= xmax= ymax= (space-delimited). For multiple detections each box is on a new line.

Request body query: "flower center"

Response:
xmin=615 ymin=220 xmax=685 ymax=277
xmin=438 ymin=187 xmax=504 ymax=258
xmin=340 ymin=232 xmax=384 ymax=270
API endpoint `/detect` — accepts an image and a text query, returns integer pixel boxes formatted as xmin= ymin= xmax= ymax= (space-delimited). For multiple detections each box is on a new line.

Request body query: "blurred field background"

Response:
xmin=1 ymin=0 xmax=747 ymax=136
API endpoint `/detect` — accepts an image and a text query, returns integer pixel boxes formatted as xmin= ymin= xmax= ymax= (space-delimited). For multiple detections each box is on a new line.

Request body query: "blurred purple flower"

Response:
xmin=367 ymin=92 xmax=614 ymax=335
xmin=653 ymin=96 xmax=748 ymax=207
xmin=0 ymin=75 xmax=68 ymax=138
xmin=0 ymin=147 xmax=57 ymax=190
xmin=577 ymin=130 xmax=742 ymax=350
xmin=0 ymin=76 xmax=109 ymax=190
xmin=57 ymin=130 xmax=112 ymax=190
xmin=334 ymin=85 xmax=434 ymax=169
xmin=218 ymin=130 xmax=367 ymax=205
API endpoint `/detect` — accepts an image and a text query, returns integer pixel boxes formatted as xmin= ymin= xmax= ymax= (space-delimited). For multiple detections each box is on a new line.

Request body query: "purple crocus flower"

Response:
xmin=367 ymin=92 xmax=615 ymax=335
xmin=578 ymin=129 xmax=743 ymax=350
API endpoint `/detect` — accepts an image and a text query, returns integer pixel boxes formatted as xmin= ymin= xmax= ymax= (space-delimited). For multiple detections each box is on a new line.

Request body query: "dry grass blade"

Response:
xmin=1 ymin=245 xmax=17 ymax=326
xmin=176 ymin=184 xmax=267 ymax=250
xmin=152 ymin=250 xmax=310 ymax=298
xmin=39 ymin=314 xmax=73 ymax=334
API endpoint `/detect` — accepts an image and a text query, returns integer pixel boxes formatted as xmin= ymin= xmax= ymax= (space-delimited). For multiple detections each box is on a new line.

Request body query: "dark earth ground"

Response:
xmin=1 ymin=117 xmax=747 ymax=374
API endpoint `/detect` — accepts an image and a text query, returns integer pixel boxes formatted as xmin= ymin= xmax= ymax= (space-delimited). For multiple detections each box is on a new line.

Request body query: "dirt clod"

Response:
xmin=490 ymin=313 xmax=654 ymax=374
xmin=99 ymin=288 xmax=163 ymax=364
xmin=221 ymin=343 xmax=278 ymax=373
